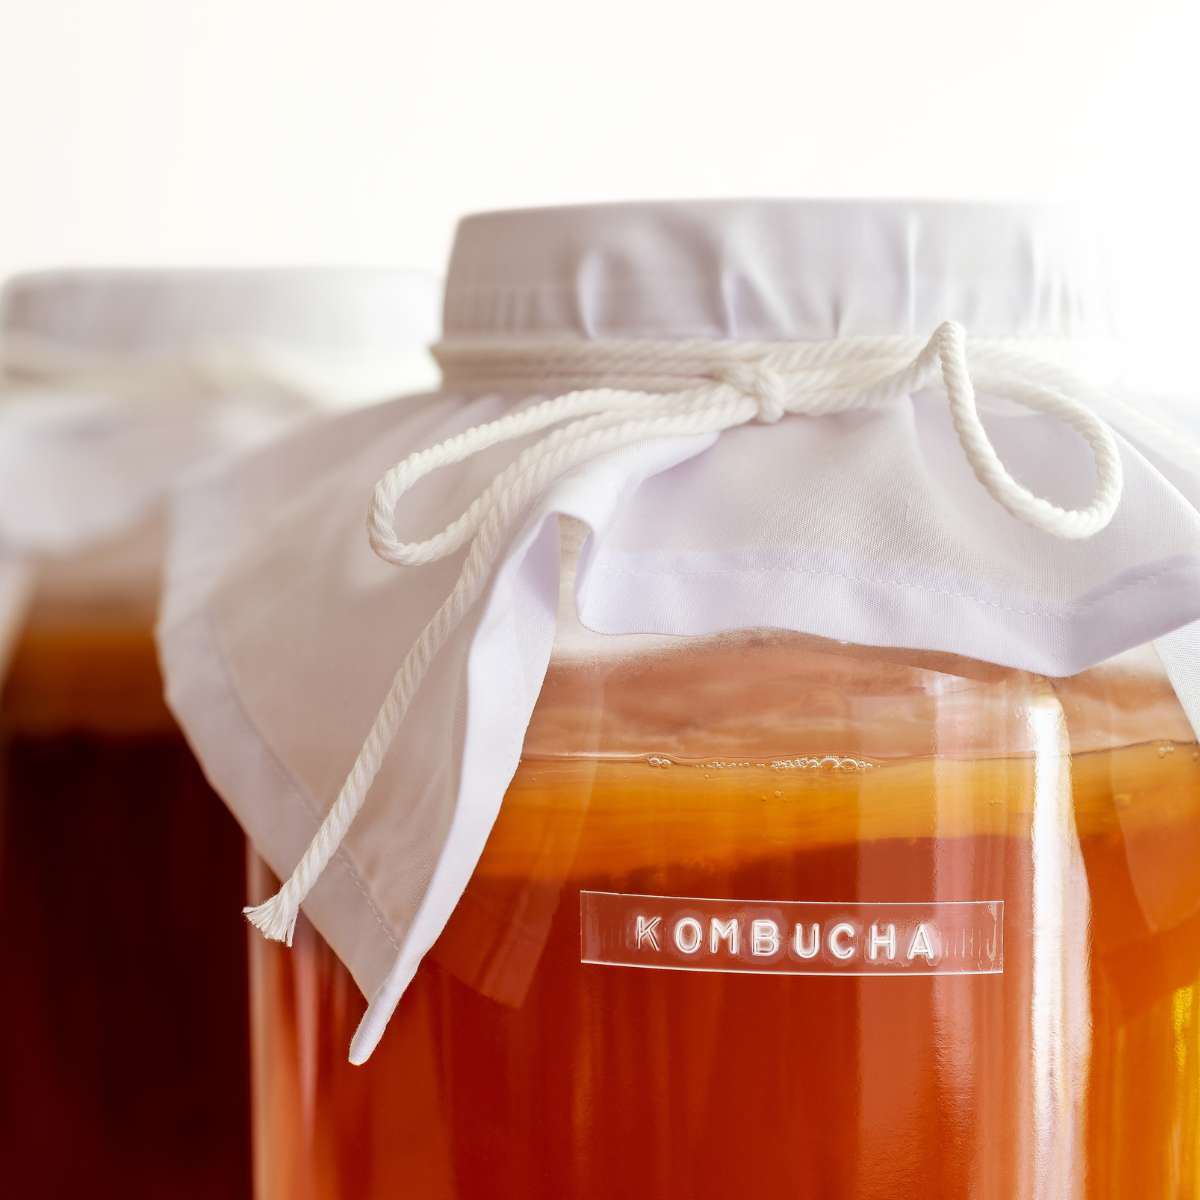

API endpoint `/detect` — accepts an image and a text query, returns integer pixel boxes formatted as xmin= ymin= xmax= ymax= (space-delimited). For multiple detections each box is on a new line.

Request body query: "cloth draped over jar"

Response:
xmin=155 ymin=202 xmax=1200 ymax=1062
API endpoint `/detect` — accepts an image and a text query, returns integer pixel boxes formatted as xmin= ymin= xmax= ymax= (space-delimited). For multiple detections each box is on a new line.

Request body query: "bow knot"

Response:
xmin=717 ymin=360 xmax=789 ymax=423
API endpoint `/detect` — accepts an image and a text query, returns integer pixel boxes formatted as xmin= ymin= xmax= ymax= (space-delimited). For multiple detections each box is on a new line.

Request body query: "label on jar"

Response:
xmin=579 ymin=891 xmax=1004 ymax=976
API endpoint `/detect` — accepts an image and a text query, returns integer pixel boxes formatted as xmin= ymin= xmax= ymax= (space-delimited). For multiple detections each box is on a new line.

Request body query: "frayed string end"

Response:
xmin=243 ymin=892 xmax=299 ymax=947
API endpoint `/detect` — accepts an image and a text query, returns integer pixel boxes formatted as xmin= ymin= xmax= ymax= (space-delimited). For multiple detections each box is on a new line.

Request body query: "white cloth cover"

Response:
xmin=0 ymin=267 xmax=440 ymax=654
xmin=157 ymin=201 xmax=1200 ymax=1062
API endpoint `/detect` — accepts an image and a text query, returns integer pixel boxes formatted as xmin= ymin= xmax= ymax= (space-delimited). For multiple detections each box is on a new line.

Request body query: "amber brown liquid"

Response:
xmin=252 ymin=737 xmax=1200 ymax=1199
xmin=0 ymin=627 xmax=252 ymax=1199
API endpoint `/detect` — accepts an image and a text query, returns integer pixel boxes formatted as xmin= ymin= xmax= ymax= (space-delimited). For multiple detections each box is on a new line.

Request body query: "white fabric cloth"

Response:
xmin=1157 ymin=622 xmax=1200 ymax=738
xmin=0 ymin=267 xmax=440 ymax=658
xmin=156 ymin=201 xmax=1200 ymax=1062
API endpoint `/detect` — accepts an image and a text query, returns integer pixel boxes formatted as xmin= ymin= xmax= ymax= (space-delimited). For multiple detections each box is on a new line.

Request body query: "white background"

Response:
xmin=2 ymin=0 xmax=1198 ymax=301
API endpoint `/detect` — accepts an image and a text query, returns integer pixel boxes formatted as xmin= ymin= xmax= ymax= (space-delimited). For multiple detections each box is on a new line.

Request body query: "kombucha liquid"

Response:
xmin=0 ymin=617 xmax=252 ymax=1198
xmin=251 ymin=734 xmax=1200 ymax=1198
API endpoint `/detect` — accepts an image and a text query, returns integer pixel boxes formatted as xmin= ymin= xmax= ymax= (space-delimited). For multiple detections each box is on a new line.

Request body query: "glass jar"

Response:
xmin=0 ymin=268 xmax=439 ymax=1198
xmin=0 ymin=522 xmax=255 ymax=1198
xmin=249 ymin=523 xmax=1200 ymax=1199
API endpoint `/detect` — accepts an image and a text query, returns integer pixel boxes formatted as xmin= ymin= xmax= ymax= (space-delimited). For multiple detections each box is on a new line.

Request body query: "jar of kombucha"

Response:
xmin=0 ymin=268 xmax=439 ymax=1200
xmin=161 ymin=203 xmax=1200 ymax=1199
xmin=247 ymin=592 xmax=1200 ymax=1200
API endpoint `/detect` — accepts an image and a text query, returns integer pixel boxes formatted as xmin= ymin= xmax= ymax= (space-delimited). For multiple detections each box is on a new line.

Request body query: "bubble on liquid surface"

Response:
xmin=769 ymin=755 xmax=874 ymax=773
xmin=643 ymin=753 xmax=875 ymax=773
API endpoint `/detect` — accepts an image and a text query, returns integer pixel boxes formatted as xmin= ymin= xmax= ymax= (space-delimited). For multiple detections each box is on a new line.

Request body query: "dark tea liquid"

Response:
xmin=250 ymin=732 xmax=1200 ymax=1199
xmin=0 ymin=623 xmax=252 ymax=1199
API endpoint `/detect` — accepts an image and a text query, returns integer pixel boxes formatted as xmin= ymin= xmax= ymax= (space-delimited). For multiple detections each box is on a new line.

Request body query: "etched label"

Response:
xmin=580 ymin=891 xmax=1004 ymax=976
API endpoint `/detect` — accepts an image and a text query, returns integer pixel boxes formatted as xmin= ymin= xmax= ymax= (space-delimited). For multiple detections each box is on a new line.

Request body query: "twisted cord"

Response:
xmin=245 ymin=320 xmax=1125 ymax=945
xmin=1 ymin=331 xmax=321 ymax=411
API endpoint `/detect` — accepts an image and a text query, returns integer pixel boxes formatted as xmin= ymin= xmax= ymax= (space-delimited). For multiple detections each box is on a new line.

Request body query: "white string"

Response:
xmin=1 ymin=331 xmax=321 ymax=413
xmin=244 ymin=320 xmax=1125 ymax=945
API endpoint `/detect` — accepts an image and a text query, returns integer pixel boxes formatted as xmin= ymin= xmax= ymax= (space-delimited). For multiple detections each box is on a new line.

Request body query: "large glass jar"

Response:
xmin=249 ymin=527 xmax=1200 ymax=1199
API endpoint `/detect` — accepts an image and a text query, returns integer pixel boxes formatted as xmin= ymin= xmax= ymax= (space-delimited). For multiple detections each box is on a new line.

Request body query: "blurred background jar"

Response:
xmin=0 ymin=267 xmax=439 ymax=1200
